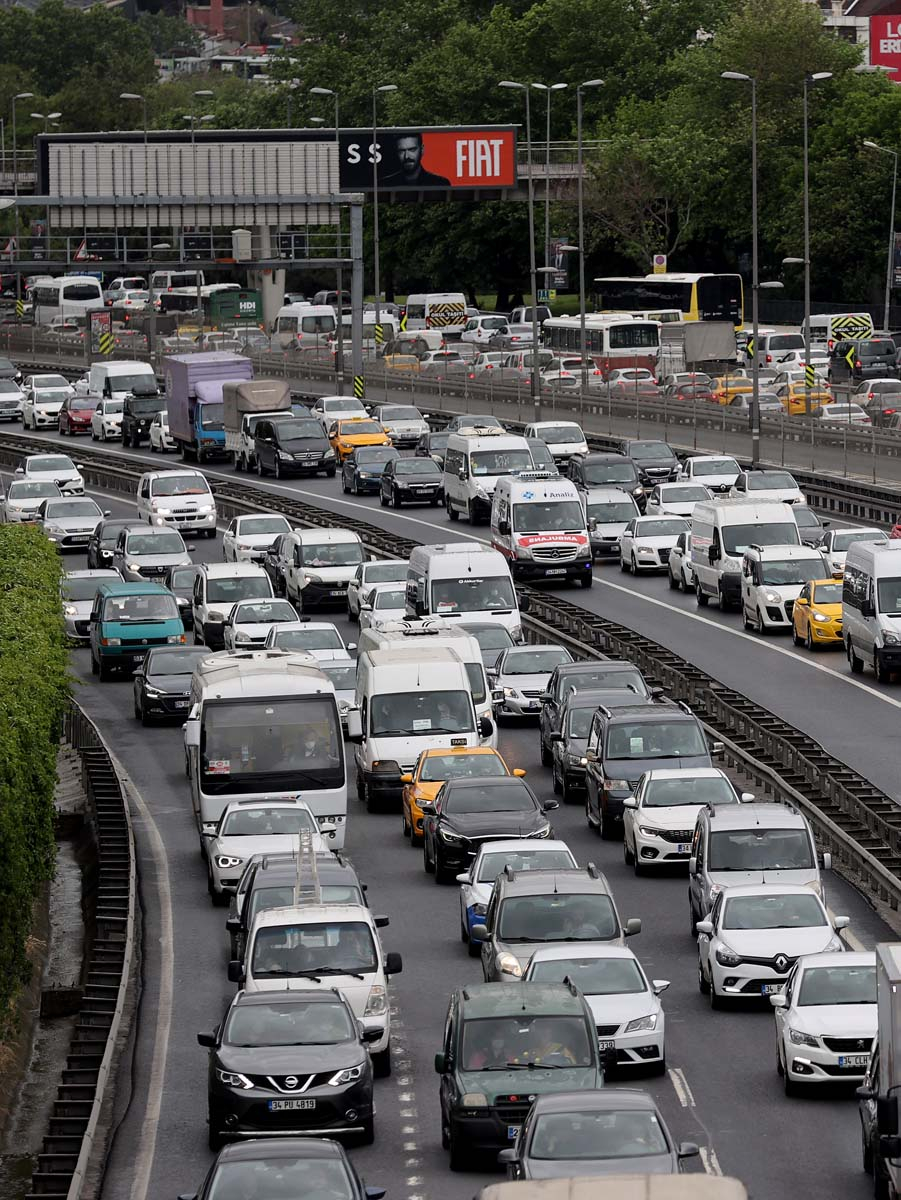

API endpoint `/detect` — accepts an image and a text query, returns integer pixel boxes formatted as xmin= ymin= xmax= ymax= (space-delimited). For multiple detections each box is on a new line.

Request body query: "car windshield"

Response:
xmin=530 ymin=1109 xmax=669 ymax=1161
xmin=722 ymin=523 xmax=800 ymax=554
xmin=234 ymin=601 xmax=297 ymax=624
xmin=659 ymin=486 xmax=708 ymax=502
xmin=760 ymin=559 xmax=824 ymax=586
xmin=832 ymin=531 xmax=885 ymax=553
xmin=276 ymin=419 xmax=323 ymax=441
xmin=499 ymin=893 xmax=618 ymax=942
xmin=338 ymin=420 xmax=383 ymax=436
xmin=748 ymin=471 xmax=797 ymax=490
xmin=35 ymin=390 xmax=70 ymax=402
xmin=588 ymin=501 xmax=637 ymax=523
xmin=798 ymin=965 xmax=876 ymax=1007
xmin=225 ymin=999 xmax=356 ymax=1048
xmin=877 ymin=577 xmax=901 ymax=616
xmin=420 ymin=753 xmax=508 ymax=783
xmin=45 ymin=501 xmax=100 ymax=519
xmin=101 ymin=399 xmax=125 ymax=414
xmin=207 ymin=1158 xmax=354 ymax=1200
xmin=34 ymin=375 xmax=68 ymax=388
xmin=323 ymin=399 xmax=365 ymax=414
xmin=395 ymin=459 xmax=440 ymax=476
xmin=125 ymin=532 xmax=186 ymax=555
xmin=320 ymin=664 xmax=356 ymax=691
xmin=432 ymin=578 xmax=516 ymax=612
xmin=198 ymin=402 xmax=224 ymax=430
xmin=540 ymin=425 xmax=583 ymax=444
xmin=692 ymin=458 xmax=738 ymax=476
xmin=567 ymin=706 xmax=597 ymax=739
xmin=363 ymin=563 xmax=407 ymax=585
xmin=238 ymin=517 xmax=290 ymax=536
xmin=557 ymin=667 xmax=647 ymax=697
xmin=126 ymin=396 xmax=164 ymax=414
xmin=643 ymin=776 xmax=736 ymax=807
xmin=634 ymin=519 xmax=689 ymax=538
xmin=476 ymin=848 xmax=574 ymax=882
xmin=146 ymin=648 xmax=206 ymax=676
xmin=63 ymin=577 xmax=108 ymax=601
xmin=444 ymin=782 xmax=534 ymax=813
xmin=529 ymin=956 xmax=646 ymax=995
xmin=811 ymin=583 xmax=842 ymax=605
xmin=793 ymin=509 xmax=820 ymax=529
xmin=70 ymin=397 xmax=97 ymax=410
xmin=207 ymin=577 xmax=272 ymax=604
xmin=272 ymin=627 xmax=343 ymax=651
xmin=605 ymin=720 xmax=707 ymax=759
xmin=381 ymin=407 xmax=421 ymax=420
xmin=354 ymin=448 xmax=396 ymax=464
xmin=220 ymin=805 xmax=317 ymax=837
xmin=708 ymin=829 xmax=814 ymax=870
xmin=373 ymin=588 xmax=405 ymax=610
xmin=102 ymin=594 xmax=179 ymax=622
xmin=583 ymin=462 xmax=637 ymax=485
xmin=513 ymin=501 xmax=584 ymax=533
xmin=371 ymin=689 xmax=473 ymax=736
xmin=471 ymin=450 xmax=533 ymax=476
xmin=428 ymin=433 xmax=449 ymax=449
xmin=460 ymin=1016 xmax=594 ymax=1071
xmin=629 ymin=441 xmax=674 ymax=461
xmin=151 ymin=475 xmax=209 ymax=497
xmin=722 ymin=893 xmax=826 ymax=930
xmin=29 ymin=457 xmax=75 ymax=473
xmin=502 ymin=648 xmax=571 ymax=676
xmin=251 ymin=920 xmax=377 ymax=977
xmin=463 ymin=625 xmax=515 ymax=652
xmin=301 ymin=542 xmax=363 ymax=567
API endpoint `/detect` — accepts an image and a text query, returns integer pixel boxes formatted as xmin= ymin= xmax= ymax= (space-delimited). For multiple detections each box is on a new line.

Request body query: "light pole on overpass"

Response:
xmin=310 ymin=85 xmax=347 ymax=393
xmin=864 ymin=139 xmax=899 ymax=335
xmin=11 ymin=92 xmax=33 ymax=301
xmin=371 ymin=83 xmax=397 ymax=351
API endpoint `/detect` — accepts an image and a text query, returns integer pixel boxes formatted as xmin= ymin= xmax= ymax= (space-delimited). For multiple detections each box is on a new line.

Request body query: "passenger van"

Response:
xmin=149 ymin=269 xmax=204 ymax=304
xmin=491 ymin=473 xmax=592 ymax=586
xmin=136 ymin=468 xmax=217 ymax=536
xmin=352 ymin=646 xmax=492 ymax=810
xmin=338 ymin=312 xmax=399 ymax=353
xmin=404 ymin=292 xmax=467 ymax=337
xmin=843 ymin=540 xmax=901 ymax=682
xmin=405 ymin=543 xmax=524 ymax=639
xmin=802 ymin=311 xmax=875 ymax=350
xmin=443 ymin=430 xmax=533 ymax=523
xmin=30 ymin=275 xmax=105 ymax=324
xmin=750 ymin=330 xmax=804 ymax=368
xmin=89 ymin=580 xmax=185 ymax=680
xmin=82 ymin=360 xmax=157 ymax=402
xmin=272 ymin=302 xmax=336 ymax=350
xmin=691 ymin=498 xmax=800 ymax=610
xmin=184 ymin=648 xmax=355 ymax=847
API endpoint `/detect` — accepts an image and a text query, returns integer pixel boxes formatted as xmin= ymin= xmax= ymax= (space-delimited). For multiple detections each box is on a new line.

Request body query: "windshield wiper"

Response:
xmin=293 ymin=966 xmax=367 ymax=980
xmin=511 ymin=1060 xmax=570 ymax=1069
xmin=479 ymin=1063 xmax=530 ymax=1071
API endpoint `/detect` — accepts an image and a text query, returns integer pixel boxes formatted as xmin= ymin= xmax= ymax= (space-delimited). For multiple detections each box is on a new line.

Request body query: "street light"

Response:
xmin=797 ymin=71 xmax=833 ymax=415
xmin=310 ymin=86 xmax=345 ymax=392
xmin=573 ymin=79 xmax=604 ymax=396
xmin=500 ymin=80 xmax=542 ymax=418
xmin=864 ymin=140 xmax=898 ymax=333
xmin=11 ymin=92 xmax=33 ymax=295
xmin=372 ymin=84 xmax=397 ymax=336
xmin=30 ymin=112 xmax=61 ymax=254
xmin=120 ymin=92 xmax=151 ymax=257
xmin=532 ymin=82 xmax=567 ymax=270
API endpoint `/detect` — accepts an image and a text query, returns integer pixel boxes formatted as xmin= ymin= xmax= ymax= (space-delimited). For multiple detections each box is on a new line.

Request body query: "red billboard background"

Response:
xmin=338 ymin=128 xmax=517 ymax=190
xmin=870 ymin=17 xmax=901 ymax=78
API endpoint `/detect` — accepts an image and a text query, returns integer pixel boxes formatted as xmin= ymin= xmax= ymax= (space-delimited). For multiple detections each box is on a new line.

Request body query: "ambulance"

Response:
xmin=490 ymin=472 xmax=593 ymax=587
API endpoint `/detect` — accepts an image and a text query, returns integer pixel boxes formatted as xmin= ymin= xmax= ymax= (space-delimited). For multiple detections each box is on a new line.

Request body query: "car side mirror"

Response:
xmin=434 ymin=1051 xmax=446 ymax=1074
xmin=497 ymin=1149 xmax=517 ymax=1164
xmin=833 ymin=915 xmax=850 ymax=930
xmin=196 ymin=1031 xmax=217 ymax=1048
xmin=549 ymin=732 xmax=564 ymax=743
xmin=512 ymin=768 xmax=526 ymax=777
xmin=622 ymin=795 xmax=637 ymax=809
xmin=183 ymin=719 xmax=200 ymax=749
xmin=384 ymin=951 xmax=403 ymax=975
xmin=711 ymin=740 xmax=724 ymax=756
xmin=177 ymin=1194 xmax=198 ymax=1200
xmin=538 ymin=692 xmax=552 ymax=704
xmin=688 ymin=855 xmax=698 ymax=874
xmin=879 ymin=1095 xmax=899 ymax=1136
xmin=365 ymin=1188 xmax=386 ymax=1200
xmin=623 ymin=918 xmax=641 ymax=937
xmin=456 ymin=872 xmax=472 ymax=885
xmin=696 ymin=920 xmax=714 ymax=936
xmin=822 ymin=851 xmax=832 ymax=870
xmin=678 ymin=1143 xmax=700 ymax=1160
xmin=881 ymin=1136 xmax=901 ymax=1160
xmin=346 ymin=709 xmax=363 ymax=741
xmin=740 ymin=792 xmax=755 ymax=803
xmin=225 ymin=915 xmax=240 ymax=932
xmin=649 ymin=686 xmax=664 ymax=699
xmin=227 ymin=960 xmax=245 ymax=984
xmin=400 ymin=773 xmax=413 ymax=784
xmin=794 ymin=596 xmax=809 ymax=607
xmin=769 ymin=994 xmax=788 ymax=1008
xmin=478 ymin=716 xmax=494 ymax=738
xmin=543 ymin=799 xmax=559 ymax=811
xmin=498 ymin=519 xmax=510 ymax=535
xmin=708 ymin=545 xmax=720 ymax=563
xmin=374 ymin=914 xmax=390 ymax=928
xmin=857 ymin=1086 xmax=875 ymax=1101
xmin=347 ymin=642 xmax=357 ymax=651
xmin=14 ymin=466 xmax=22 ymax=474
xmin=470 ymin=923 xmax=488 ymax=941
xmin=518 ymin=593 xmax=530 ymax=613
xmin=651 ymin=979 xmax=670 ymax=995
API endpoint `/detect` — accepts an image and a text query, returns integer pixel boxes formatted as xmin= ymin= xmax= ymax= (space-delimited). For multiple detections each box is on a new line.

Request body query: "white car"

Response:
xmin=116 ymin=288 xmax=149 ymax=310
xmin=456 ymin=838 xmax=577 ymax=954
xmin=347 ymin=559 xmax=408 ymax=622
xmin=38 ymin=497 xmax=107 ymax=551
xmin=104 ymin=276 xmax=146 ymax=304
xmin=619 ymin=515 xmax=690 ymax=574
xmin=818 ymin=526 xmax=886 ymax=575
xmin=22 ymin=386 xmax=70 ymax=429
xmin=148 ymin=410 xmax=176 ymax=453
xmin=23 ymin=372 xmax=74 ymax=396
xmin=775 ymin=348 xmax=830 ymax=371
xmin=666 ymin=531 xmax=694 ymax=592
xmin=490 ymin=644 xmax=574 ymax=718
xmin=62 ymin=569 xmax=121 ymax=641
xmin=771 ymin=951 xmax=876 ymax=1093
xmin=772 ymin=368 xmax=828 ymax=390
xmin=16 ymin=454 xmax=84 ymax=495
xmin=310 ymin=395 xmax=368 ymax=429
xmin=623 ymin=768 xmax=752 ymax=875
xmin=1 ymin=480 xmax=62 ymax=523
xmin=461 ymin=315 xmax=510 ymax=346
xmin=607 ymin=367 xmax=655 ymax=386
xmin=644 ymin=482 xmax=712 ymax=517
xmin=816 ymin=402 xmax=871 ymax=426
xmin=0 ymin=379 xmax=25 ymax=421
xmin=222 ymin=598 xmax=299 ymax=650
xmin=523 ymin=421 xmax=589 ymax=461
xmin=264 ymin=620 xmax=353 ymax=660
xmin=524 ymin=944 xmax=669 ymax=1073
xmin=471 ymin=351 xmax=507 ymax=377
xmin=679 ymin=454 xmax=740 ymax=495
xmin=359 ymin=582 xmax=406 ymax=631
xmin=91 ymin=396 xmax=124 ymax=442
xmin=540 ymin=369 xmax=579 ymax=392
xmin=206 ymin=799 xmax=333 ymax=903
xmin=370 ymin=404 xmax=429 ymax=448
xmin=223 ymin=514 xmax=292 ymax=563
xmin=730 ymin=470 xmax=805 ymax=505
xmin=697 ymin=884 xmax=848 ymax=1008
xmin=317 ymin=654 xmax=357 ymax=728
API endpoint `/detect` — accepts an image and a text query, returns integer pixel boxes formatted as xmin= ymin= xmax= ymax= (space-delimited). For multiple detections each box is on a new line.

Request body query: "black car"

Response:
xmin=120 ymin=382 xmax=166 ymax=448
xmin=613 ymin=438 xmax=680 ymax=485
xmin=527 ymin=437 xmax=559 ymax=474
xmin=792 ymin=505 xmax=826 ymax=547
xmin=180 ymin=1137 xmax=385 ymax=1200
xmin=458 ymin=622 xmax=516 ymax=671
xmin=538 ymin=660 xmax=655 ymax=766
xmin=0 ymin=356 xmax=22 ymax=383
xmin=414 ymin=429 xmax=450 ymax=468
xmin=567 ymin=452 xmax=646 ymax=510
xmin=132 ymin=645 xmax=207 ymax=723
xmin=164 ymin=563 xmax=197 ymax=630
xmin=86 ymin=517 xmax=135 ymax=568
xmin=379 ymin=456 xmax=443 ymax=507
xmin=829 ymin=337 xmax=898 ymax=383
xmin=342 ymin=445 xmax=400 ymax=495
xmin=255 ymin=416 xmax=336 ymax=478
xmin=201 ymin=989 xmax=377 ymax=1149
xmin=421 ymin=776 xmax=557 ymax=883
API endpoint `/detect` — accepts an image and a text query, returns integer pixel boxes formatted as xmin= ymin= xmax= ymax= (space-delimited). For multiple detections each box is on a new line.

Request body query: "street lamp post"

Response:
xmin=531 ymin=82 xmax=567 ymax=270
xmin=11 ymin=92 xmax=33 ymax=300
xmin=310 ymin=86 xmax=346 ymax=392
xmin=371 ymin=84 xmax=397 ymax=340
xmin=864 ymin=140 xmax=899 ymax=333
xmin=570 ymin=79 xmax=604 ymax=398
xmin=120 ymin=92 xmax=151 ymax=258
xmin=30 ymin=111 xmax=61 ymax=258
xmin=182 ymin=113 xmax=215 ymax=328
xmin=799 ymin=72 xmax=832 ymax=416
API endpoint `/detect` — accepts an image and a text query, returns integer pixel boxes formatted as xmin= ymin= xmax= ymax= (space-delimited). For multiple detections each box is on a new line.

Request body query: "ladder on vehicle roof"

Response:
xmin=293 ymin=828 xmax=321 ymax=906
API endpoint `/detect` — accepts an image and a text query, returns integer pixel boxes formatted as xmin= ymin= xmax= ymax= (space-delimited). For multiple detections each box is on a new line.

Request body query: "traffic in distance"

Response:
xmin=1 ymin=294 xmax=900 ymax=1200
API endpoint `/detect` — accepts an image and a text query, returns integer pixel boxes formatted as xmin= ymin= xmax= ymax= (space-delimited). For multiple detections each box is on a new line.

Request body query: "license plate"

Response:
xmin=598 ymin=1040 xmax=616 ymax=1051
xmin=330 ymin=589 xmax=345 ymax=596
xmin=174 ymin=700 xmax=189 ymax=709
xmin=268 ymin=1098 xmax=316 ymax=1111
xmin=507 ymin=1126 xmax=520 ymax=1140
xmin=677 ymin=843 xmax=691 ymax=854
xmin=761 ymin=983 xmax=785 ymax=995
xmin=838 ymin=1054 xmax=870 ymax=1069
xmin=545 ymin=568 xmax=567 ymax=576
xmin=70 ymin=534 xmax=90 ymax=542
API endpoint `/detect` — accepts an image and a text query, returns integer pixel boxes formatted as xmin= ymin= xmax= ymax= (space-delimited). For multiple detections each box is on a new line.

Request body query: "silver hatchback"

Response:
xmin=112 ymin=525 xmax=192 ymax=581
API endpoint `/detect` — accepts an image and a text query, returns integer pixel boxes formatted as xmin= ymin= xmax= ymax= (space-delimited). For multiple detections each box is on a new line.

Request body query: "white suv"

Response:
xmin=740 ymin=543 xmax=830 ymax=634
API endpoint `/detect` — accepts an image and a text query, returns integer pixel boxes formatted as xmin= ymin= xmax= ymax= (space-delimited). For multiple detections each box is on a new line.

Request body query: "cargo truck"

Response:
xmin=223 ymin=378 xmax=292 ymax=471
xmin=163 ymin=351 xmax=252 ymax=463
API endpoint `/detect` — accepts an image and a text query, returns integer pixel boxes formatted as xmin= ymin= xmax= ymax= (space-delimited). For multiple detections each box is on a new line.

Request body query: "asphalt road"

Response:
xmin=6 ymin=459 xmax=895 ymax=1200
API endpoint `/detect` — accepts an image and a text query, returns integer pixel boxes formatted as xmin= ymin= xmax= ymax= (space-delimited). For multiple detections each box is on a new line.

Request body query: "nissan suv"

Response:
xmin=538 ymin=660 xmax=655 ymax=766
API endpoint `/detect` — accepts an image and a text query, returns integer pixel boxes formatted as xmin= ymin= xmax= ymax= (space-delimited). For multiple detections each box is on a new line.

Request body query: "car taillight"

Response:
xmin=886 ymin=408 xmax=896 ymax=415
xmin=856 ymin=360 xmax=862 ymax=368
xmin=766 ymin=354 xmax=772 ymax=363
xmin=828 ymin=339 xmax=834 ymax=350
xmin=468 ymin=372 xmax=475 ymax=379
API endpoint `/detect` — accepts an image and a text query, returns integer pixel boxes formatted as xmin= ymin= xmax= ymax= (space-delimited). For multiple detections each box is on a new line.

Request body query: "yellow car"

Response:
xmin=792 ymin=577 xmax=843 ymax=649
xmin=778 ymin=382 xmax=832 ymax=417
xmin=382 ymin=353 xmax=421 ymax=371
xmin=710 ymin=376 xmax=752 ymax=405
xmin=328 ymin=417 xmax=392 ymax=461
xmin=401 ymin=746 xmax=525 ymax=844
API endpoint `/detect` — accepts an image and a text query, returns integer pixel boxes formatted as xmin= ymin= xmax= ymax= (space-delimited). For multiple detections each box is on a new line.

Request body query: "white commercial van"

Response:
xmin=691 ymin=498 xmax=801 ymax=610
xmin=273 ymin=302 xmax=337 ymax=350
xmin=404 ymin=292 xmax=467 ymax=337
xmin=352 ymin=646 xmax=492 ymax=809
xmin=81 ymin=360 xmax=157 ymax=401
xmin=740 ymin=543 xmax=832 ymax=634
xmin=405 ymin=543 xmax=524 ymax=639
xmin=149 ymin=269 xmax=204 ymax=303
xmin=183 ymin=648 xmax=358 ymax=850
xmin=491 ymin=473 xmax=593 ymax=587
xmin=802 ymin=312 xmax=875 ymax=350
xmin=443 ymin=430 xmax=533 ymax=523
xmin=843 ymin=540 xmax=901 ymax=682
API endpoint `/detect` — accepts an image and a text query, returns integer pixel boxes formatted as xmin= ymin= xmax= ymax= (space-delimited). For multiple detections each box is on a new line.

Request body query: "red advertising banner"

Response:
xmin=339 ymin=128 xmax=517 ymax=190
xmin=870 ymin=17 xmax=901 ymax=78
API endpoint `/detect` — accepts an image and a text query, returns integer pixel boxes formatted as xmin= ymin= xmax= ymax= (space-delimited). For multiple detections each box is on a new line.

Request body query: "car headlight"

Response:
xmin=789 ymin=1028 xmax=819 ymax=1048
xmin=127 ymin=562 xmax=142 ymax=572
xmin=155 ymin=506 xmax=172 ymax=516
xmin=338 ymin=700 xmax=350 ymax=716
xmin=102 ymin=637 xmax=121 ymax=646
xmin=215 ymin=1068 xmax=253 ymax=1090
xmin=324 ymin=449 xmax=335 ymax=459
xmin=813 ymin=611 xmax=831 ymax=623
xmin=471 ymin=902 xmax=488 ymax=916
xmin=503 ymin=687 xmax=520 ymax=699
xmin=215 ymin=855 xmax=244 ymax=868
xmin=715 ymin=944 xmax=742 ymax=967
xmin=64 ymin=604 xmax=78 ymax=616
xmin=143 ymin=685 xmax=163 ymax=698
xmin=234 ymin=632 xmax=252 ymax=643
xmin=439 ymin=826 xmax=464 ymax=844
xmin=328 ymin=1063 xmax=366 ymax=1086
xmin=198 ymin=504 xmax=213 ymax=513
xmin=825 ymin=934 xmax=845 ymax=953
xmin=497 ymin=952 xmax=522 ymax=977
xmin=45 ymin=524 xmax=64 ymax=536
xmin=884 ymin=632 xmax=901 ymax=646
xmin=638 ymin=825 xmax=664 ymax=837
xmin=722 ymin=556 xmax=741 ymax=572
xmin=364 ymin=984 xmax=387 ymax=1016
xmin=564 ymin=752 xmax=584 ymax=766
xmin=305 ymin=573 xmax=323 ymax=584
xmin=278 ymin=450 xmax=293 ymax=460
xmin=510 ymin=624 xmax=522 ymax=641
xmin=624 ymin=1013 xmax=658 ymax=1033
xmin=635 ymin=544 xmax=655 ymax=553
xmin=461 ymin=1092 xmax=488 ymax=1107
xmin=763 ymin=590 xmax=782 ymax=604
xmin=603 ymin=778 xmax=630 ymax=791
xmin=529 ymin=824 xmax=551 ymax=839
xmin=166 ymin=634 xmax=186 ymax=644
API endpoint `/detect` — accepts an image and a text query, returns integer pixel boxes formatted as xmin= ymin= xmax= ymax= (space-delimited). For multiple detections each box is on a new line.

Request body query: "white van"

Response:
xmin=135 ymin=468 xmax=217 ymax=535
xmin=691 ymin=498 xmax=801 ymax=610
xmin=338 ymin=312 xmax=399 ymax=353
xmin=405 ymin=543 xmax=523 ymax=639
xmin=740 ymin=543 xmax=831 ymax=634
xmin=404 ymin=292 xmax=467 ymax=337
xmin=802 ymin=312 xmax=875 ymax=350
xmin=83 ymin=360 xmax=156 ymax=401
xmin=273 ymin=302 xmax=336 ymax=350
xmin=352 ymin=646 xmax=492 ymax=808
xmin=750 ymin=330 xmax=805 ymax=368
xmin=491 ymin=473 xmax=592 ymax=587
xmin=443 ymin=430 xmax=533 ymax=523
xmin=281 ymin=528 xmax=365 ymax=609
xmin=149 ymin=269 xmax=204 ymax=303
xmin=355 ymin=618 xmax=496 ymax=747
xmin=843 ymin=540 xmax=901 ymax=682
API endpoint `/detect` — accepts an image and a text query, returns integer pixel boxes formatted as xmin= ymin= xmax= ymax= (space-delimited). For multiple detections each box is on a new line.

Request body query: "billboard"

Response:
xmin=893 ymin=231 xmax=901 ymax=289
xmin=338 ymin=127 xmax=517 ymax=191
xmin=870 ymin=18 xmax=901 ymax=78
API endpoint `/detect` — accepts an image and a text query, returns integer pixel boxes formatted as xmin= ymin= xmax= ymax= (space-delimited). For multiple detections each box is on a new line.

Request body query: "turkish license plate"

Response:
xmin=838 ymin=1054 xmax=870 ymax=1069
xmin=330 ymin=589 xmax=345 ymax=596
xmin=70 ymin=534 xmax=91 ymax=542
xmin=598 ymin=1040 xmax=616 ymax=1052
xmin=677 ymin=843 xmax=691 ymax=854
xmin=173 ymin=700 xmax=189 ymax=709
xmin=761 ymin=983 xmax=785 ymax=995
xmin=545 ymin=568 xmax=567 ymax=576
xmin=507 ymin=1126 xmax=520 ymax=1140
xmin=268 ymin=1098 xmax=316 ymax=1111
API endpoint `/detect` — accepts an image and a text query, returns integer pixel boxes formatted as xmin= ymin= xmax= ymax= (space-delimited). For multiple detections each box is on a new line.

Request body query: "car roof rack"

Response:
xmin=293 ymin=828 xmax=321 ymax=905
xmin=585 ymin=862 xmax=600 ymax=879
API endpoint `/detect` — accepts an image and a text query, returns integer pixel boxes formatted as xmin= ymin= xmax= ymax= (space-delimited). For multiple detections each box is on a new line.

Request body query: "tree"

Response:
xmin=138 ymin=11 xmax=203 ymax=57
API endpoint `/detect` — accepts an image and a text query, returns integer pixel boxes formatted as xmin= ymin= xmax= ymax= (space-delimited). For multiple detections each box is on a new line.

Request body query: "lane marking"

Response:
xmin=667 ymin=1066 xmax=697 ymax=1108
xmin=700 ymin=1146 xmax=724 ymax=1175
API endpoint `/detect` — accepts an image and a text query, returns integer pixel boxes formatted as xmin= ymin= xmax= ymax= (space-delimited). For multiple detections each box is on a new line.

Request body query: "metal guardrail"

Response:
xmin=1 ymin=431 xmax=898 ymax=917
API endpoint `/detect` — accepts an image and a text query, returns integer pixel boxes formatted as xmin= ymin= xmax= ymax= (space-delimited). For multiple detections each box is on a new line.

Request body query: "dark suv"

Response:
xmin=612 ymin=438 xmax=681 ymax=486
xmin=435 ymin=981 xmax=604 ymax=1170
xmin=584 ymin=701 xmax=718 ymax=839
xmin=120 ymin=381 xmax=166 ymax=447
xmin=255 ymin=415 xmax=335 ymax=478
xmin=538 ymin=660 xmax=655 ymax=766
xmin=567 ymin=452 xmax=645 ymax=510
xmin=829 ymin=337 xmax=898 ymax=384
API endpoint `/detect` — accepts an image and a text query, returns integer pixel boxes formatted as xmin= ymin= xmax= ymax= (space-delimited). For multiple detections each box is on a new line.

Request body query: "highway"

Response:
xmin=4 ymin=438 xmax=897 ymax=1200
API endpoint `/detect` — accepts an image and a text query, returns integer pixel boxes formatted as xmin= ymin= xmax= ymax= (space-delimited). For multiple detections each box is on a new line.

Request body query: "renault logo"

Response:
xmin=774 ymin=955 xmax=789 ymax=973
xmin=284 ymin=1076 xmax=298 ymax=1089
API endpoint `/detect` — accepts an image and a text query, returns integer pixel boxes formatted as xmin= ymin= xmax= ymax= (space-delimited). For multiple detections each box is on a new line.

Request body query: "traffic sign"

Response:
xmin=652 ymin=254 xmax=667 ymax=275
xmin=746 ymin=337 xmax=754 ymax=359
xmin=374 ymin=323 xmax=384 ymax=345
xmin=804 ymin=363 xmax=816 ymax=388
xmin=15 ymin=300 xmax=23 ymax=318
xmin=537 ymin=289 xmax=550 ymax=303
xmin=845 ymin=346 xmax=856 ymax=369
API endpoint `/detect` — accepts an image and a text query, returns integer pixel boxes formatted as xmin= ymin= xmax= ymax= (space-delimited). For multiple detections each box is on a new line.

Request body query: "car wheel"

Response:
xmin=342 ymin=474 xmax=350 ymax=493
xmin=696 ymin=582 xmax=709 ymax=607
xmin=668 ymin=568 xmax=679 ymax=590
xmin=847 ymin=637 xmax=864 ymax=674
xmin=98 ymin=658 xmax=113 ymax=681
xmin=352 ymin=477 xmax=360 ymax=496
xmin=698 ymin=959 xmax=710 ymax=995
xmin=717 ymin=585 xmax=731 ymax=611
xmin=393 ymin=489 xmax=402 ymax=508
xmin=357 ymin=1116 xmax=375 ymax=1146
xmin=379 ymin=489 xmax=388 ymax=506
xmin=600 ymin=812 xmax=617 ymax=841
xmin=551 ymin=758 xmax=563 ymax=795
xmin=372 ymin=1042 xmax=391 ymax=1078
xmin=540 ymin=738 xmax=552 ymax=767
xmin=402 ymin=809 xmax=410 ymax=838
xmin=434 ymin=855 xmax=454 ymax=884
xmin=863 ymin=1127 xmax=874 ymax=1176
xmin=876 ymin=653 xmax=893 ymax=684
xmin=630 ymin=553 xmax=638 ymax=575
xmin=580 ymin=571 xmax=593 ymax=589
xmin=708 ymin=976 xmax=723 ymax=1010
xmin=90 ymin=653 xmax=98 ymax=676
xmin=447 ymin=495 xmax=459 ymax=521
xmin=356 ymin=770 xmax=366 ymax=803
xmin=756 ymin=608 xmax=767 ymax=634
xmin=623 ymin=836 xmax=635 ymax=866
xmin=275 ymin=458 xmax=283 ymax=480
xmin=742 ymin=605 xmax=753 ymax=631
xmin=777 ymin=1041 xmax=785 ymax=1077
xmin=208 ymin=865 xmax=228 ymax=907
xmin=256 ymin=456 xmax=264 ymax=476
xmin=783 ymin=1063 xmax=798 ymax=1096
xmin=448 ymin=1126 xmax=470 ymax=1172
xmin=423 ymin=839 xmax=434 ymax=874
xmin=805 ymin=625 xmax=816 ymax=652
xmin=348 ymin=602 xmax=358 ymax=624
xmin=325 ymin=466 xmax=336 ymax=478
xmin=208 ymin=1120 xmax=225 ymax=1152
xmin=140 ymin=702 xmax=151 ymax=727
xmin=792 ymin=622 xmax=803 ymax=646
xmin=460 ymin=905 xmax=469 ymax=943
xmin=467 ymin=499 xmax=477 ymax=524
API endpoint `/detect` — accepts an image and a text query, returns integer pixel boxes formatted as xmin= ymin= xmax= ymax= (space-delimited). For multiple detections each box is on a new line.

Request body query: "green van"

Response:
xmin=89 ymin=581 xmax=185 ymax=680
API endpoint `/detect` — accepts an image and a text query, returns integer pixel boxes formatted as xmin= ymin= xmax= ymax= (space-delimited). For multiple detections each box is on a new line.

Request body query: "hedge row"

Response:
xmin=0 ymin=524 xmax=69 ymax=1032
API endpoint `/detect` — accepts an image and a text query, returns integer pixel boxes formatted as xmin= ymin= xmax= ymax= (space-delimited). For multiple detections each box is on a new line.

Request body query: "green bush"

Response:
xmin=0 ymin=526 xmax=69 ymax=1031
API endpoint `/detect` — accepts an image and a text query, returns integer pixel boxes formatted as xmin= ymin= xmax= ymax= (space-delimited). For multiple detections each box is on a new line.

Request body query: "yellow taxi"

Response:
xmin=328 ymin=417 xmax=392 ymax=462
xmin=382 ymin=353 xmax=421 ymax=371
xmin=778 ymin=382 xmax=832 ymax=417
xmin=791 ymin=577 xmax=843 ymax=649
xmin=401 ymin=746 xmax=525 ymax=844
xmin=710 ymin=375 xmax=753 ymax=405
